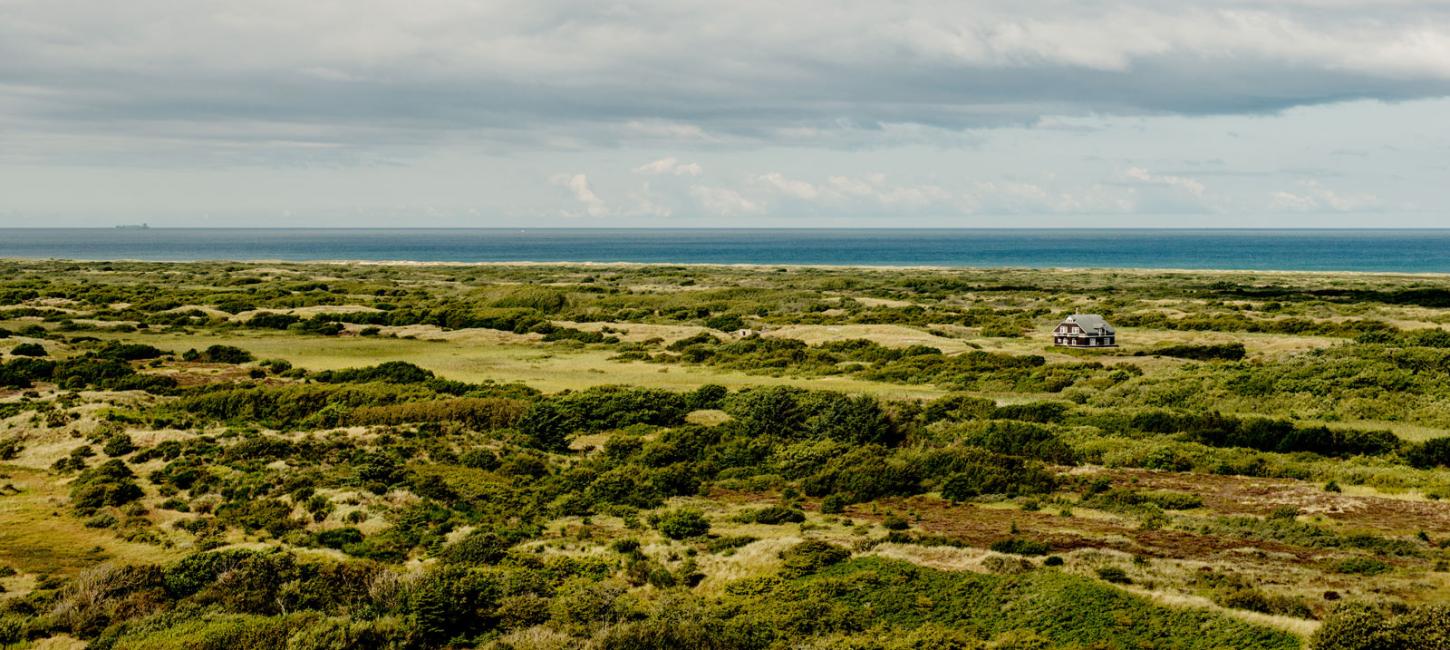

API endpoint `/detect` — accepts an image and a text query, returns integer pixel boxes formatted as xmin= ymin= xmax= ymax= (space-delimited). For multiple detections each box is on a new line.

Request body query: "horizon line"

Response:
xmin=6 ymin=226 xmax=1450 ymax=232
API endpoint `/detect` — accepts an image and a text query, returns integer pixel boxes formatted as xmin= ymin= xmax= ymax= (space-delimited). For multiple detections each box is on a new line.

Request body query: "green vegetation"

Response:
xmin=2 ymin=260 xmax=1450 ymax=649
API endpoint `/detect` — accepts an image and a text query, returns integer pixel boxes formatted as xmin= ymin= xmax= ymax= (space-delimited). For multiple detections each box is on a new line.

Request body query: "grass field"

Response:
xmin=104 ymin=329 xmax=952 ymax=398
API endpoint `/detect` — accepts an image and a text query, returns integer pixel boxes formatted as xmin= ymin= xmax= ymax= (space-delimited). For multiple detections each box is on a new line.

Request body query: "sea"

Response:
xmin=2 ymin=228 xmax=1450 ymax=273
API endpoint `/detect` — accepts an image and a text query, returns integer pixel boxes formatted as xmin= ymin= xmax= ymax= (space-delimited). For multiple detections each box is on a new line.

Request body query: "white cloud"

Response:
xmin=827 ymin=174 xmax=952 ymax=207
xmin=690 ymin=186 xmax=764 ymax=216
xmin=4 ymin=0 xmax=1450 ymax=160
xmin=550 ymin=173 xmax=609 ymax=217
xmin=1270 ymin=191 xmax=1319 ymax=211
xmin=1124 ymin=167 xmax=1206 ymax=196
xmin=634 ymin=157 xmax=702 ymax=176
xmin=626 ymin=182 xmax=674 ymax=217
xmin=753 ymin=172 xmax=953 ymax=209
xmin=1270 ymin=181 xmax=1378 ymax=212
xmin=1 ymin=2 xmax=1447 ymax=225
xmin=756 ymin=173 xmax=822 ymax=200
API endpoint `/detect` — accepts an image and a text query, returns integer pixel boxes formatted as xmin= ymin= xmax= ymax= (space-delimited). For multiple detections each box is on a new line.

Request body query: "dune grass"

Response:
xmin=110 ymin=330 xmax=947 ymax=398
xmin=0 ymin=465 xmax=178 ymax=578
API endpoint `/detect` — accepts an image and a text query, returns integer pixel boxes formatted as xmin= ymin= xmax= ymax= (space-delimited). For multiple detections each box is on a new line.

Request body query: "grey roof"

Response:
xmin=1061 ymin=313 xmax=1115 ymax=335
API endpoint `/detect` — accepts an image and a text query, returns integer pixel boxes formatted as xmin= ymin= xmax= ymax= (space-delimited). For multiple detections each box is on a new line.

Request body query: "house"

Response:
xmin=1053 ymin=314 xmax=1116 ymax=348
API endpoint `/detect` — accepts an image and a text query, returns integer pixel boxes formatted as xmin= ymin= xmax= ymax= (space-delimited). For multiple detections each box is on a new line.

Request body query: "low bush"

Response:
xmin=654 ymin=509 xmax=710 ymax=540
xmin=778 ymin=539 xmax=851 ymax=577
xmin=990 ymin=538 xmax=1052 ymax=556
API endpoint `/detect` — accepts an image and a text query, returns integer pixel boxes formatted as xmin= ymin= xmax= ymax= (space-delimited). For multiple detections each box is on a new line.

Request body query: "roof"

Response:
xmin=1060 ymin=313 xmax=1115 ymax=335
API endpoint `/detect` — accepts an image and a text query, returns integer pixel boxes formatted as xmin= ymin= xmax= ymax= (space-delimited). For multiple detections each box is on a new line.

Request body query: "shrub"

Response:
xmin=1333 ymin=557 xmax=1391 ymax=575
xmin=778 ymin=539 xmax=851 ymax=577
xmin=0 ymin=435 xmax=23 ymax=460
xmin=492 ymin=287 xmax=569 ymax=313
xmin=1311 ymin=603 xmax=1450 ymax=650
xmin=70 ymin=459 xmax=144 ymax=512
xmin=183 ymin=344 xmax=254 ymax=364
xmin=1096 ymin=566 xmax=1132 ymax=584
xmin=991 ymin=401 xmax=1071 ymax=423
xmin=244 ymin=312 xmax=302 ymax=329
xmin=313 ymin=361 xmax=435 ymax=384
xmin=938 ymin=458 xmax=1057 ymax=501
xmin=1086 ymin=488 xmax=1203 ymax=512
xmin=990 ymin=538 xmax=1052 ymax=556
xmin=654 ymin=509 xmax=710 ymax=540
xmin=95 ymin=341 xmax=165 ymax=361
xmin=439 ymin=528 xmax=528 ymax=564
xmin=10 ymin=343 xmax=46 ymax=357
xmin=1147 ymin=342 xmax=1247 ymax=361
xmin=315 ymin=527 xmax=364 ymax=549
xmin=517 ymin=401 xmax=572 ymax=451
xmin=745 ymin=505 xmax=807 ymax=525
xmin=459 ymin=448 xmax=501 ymax=470
xmin=101 ymin=433 xmax=137 ymax=457
xmin=956 ymin=420 xmax=1076 ymax=464
xmin=704 ymin=314 xmax=746 ymax=332
xmin=923 ymin=393 xmax=997 ymax=423
xmin=685 ymin=384 xmax=729 ymax=411
xmin=519 ymin=386 xmax=690 ymax=450
xmin=1408 ymin=437 xmax=1450 ymax=469
xmin=350 ymin=397 xmax=527 ymax=430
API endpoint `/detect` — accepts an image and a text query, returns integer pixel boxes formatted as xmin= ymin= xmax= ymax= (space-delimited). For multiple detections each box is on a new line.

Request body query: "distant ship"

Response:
xmin=114 ymin=223 xmax=150 ymax=230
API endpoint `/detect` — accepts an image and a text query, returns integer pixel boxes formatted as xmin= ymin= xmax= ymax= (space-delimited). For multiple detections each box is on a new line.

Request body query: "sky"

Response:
xmin=1 ymin=0 xmax=1448 ymax=228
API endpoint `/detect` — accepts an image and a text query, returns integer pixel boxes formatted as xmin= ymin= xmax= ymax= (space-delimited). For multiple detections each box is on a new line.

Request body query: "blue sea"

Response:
xmin=2 ymin=229 xmax=1450 ymax=273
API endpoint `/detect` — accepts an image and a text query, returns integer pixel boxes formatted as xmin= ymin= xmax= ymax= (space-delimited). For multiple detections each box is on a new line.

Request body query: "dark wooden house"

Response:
xmin=1053 ymin=314 xmax=1116 ymax=348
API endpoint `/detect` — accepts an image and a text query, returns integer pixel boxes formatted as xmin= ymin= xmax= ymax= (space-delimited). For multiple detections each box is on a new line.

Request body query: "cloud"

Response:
xmin=752 ymin=172 xmax=953 ymax=209
xmin=828 ymin=174 xmax=952 ymax=207
xmin=551 ymin=173 xmax=609 ymax=217
xmin=966 ymin=180 xmax=1132 ymax=215
xmin=4 ymin=0 xmax=1450 ymax=161
xmin=690 ymin=186 xmax=764 ymax=216
xmin=1270 ymin=181 xmax=1378 ymax=212
xmin=756 ymin=173 xmax=822 ymax=200
xmin=1124 ymin=167 xmax=1206 ymax=196
xmin=635 ymin=157 xmax=703 ymax=176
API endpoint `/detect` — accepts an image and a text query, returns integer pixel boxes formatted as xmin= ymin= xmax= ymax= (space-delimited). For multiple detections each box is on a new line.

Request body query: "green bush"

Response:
xmin=745 ymin=505 xmax=807 ymax=525
xmin=70 ymin=459 xmax=144 ymax=512
xmin=102 ymin=433 xmax=137 ymax=457
xmin=955 ymin=420 xmax=1076 ymax=464
xmin=1145 ymin=342 xmax=1247 ymax=361
xmin=1096 ymin=566 xmax=1132 ymax=584
xmin=183 ymin=344 xmax=254 ymax=364
xmin=990 ymin=538 xmax=1052 ymax=556
xmin=685 ymin=384 xmax=729 ymax=411
xmin=654 ymin=509 xmax=710 ymax=540
xmin=492 ymin=287 xmax=570 ymax=313
xmin=315 ymin=527 xmax=364 ymax=549
xmin=704 ymin=314 xmax=746 ymax=331
xmin=1407 ymin=437 xmax=1450 ymax=469
xmin=1333 ymin=557 xmax=1391 ymax=575
xmin=10 ymin=342 xmax=46 ymax=357
xmin=1311 ymin=603 xmax=1450 ymax=650
xmin=438 ymin=528 xmax=529 ymax=564
xmin=778 ymin=539 xmax=851 ymax=577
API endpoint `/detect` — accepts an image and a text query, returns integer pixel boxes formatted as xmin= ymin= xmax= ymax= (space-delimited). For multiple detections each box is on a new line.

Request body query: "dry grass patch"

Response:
xmin=0 ymin=465 xmax=179 ymax=577
xmin=763 ymin=324 xmax=973 ymax=353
